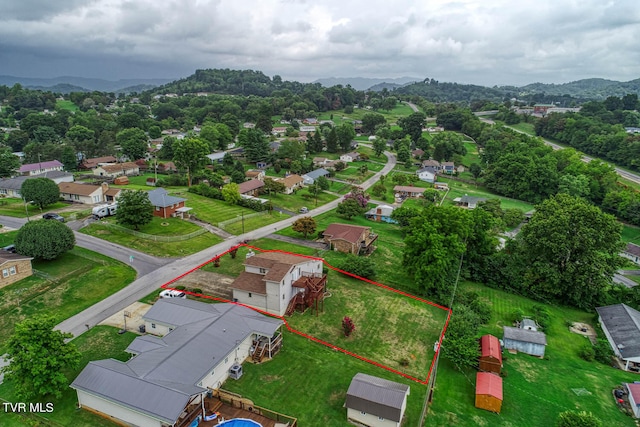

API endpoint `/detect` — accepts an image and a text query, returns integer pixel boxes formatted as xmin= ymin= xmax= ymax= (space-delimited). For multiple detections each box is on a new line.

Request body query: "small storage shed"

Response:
xmin=345 ymin=373 xmax=410 ymax=427
xmin=626 ymin=383 xmax=640 ymax=418
xmin=475 ymin=372 xmax=503 ymax=413
xmin=479 ymin=334 xmax=502 ymax=374
xmin=503 ymin=326 xmax=547 ymax=357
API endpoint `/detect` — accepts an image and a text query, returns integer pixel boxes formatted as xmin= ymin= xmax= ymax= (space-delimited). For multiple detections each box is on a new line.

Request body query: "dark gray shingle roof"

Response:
xmin=503 ymin=326 xmax=547 ymax=345
xmin=303 ymin=168 xmax=330 ymax=180
xmin=147 ymin=188 xmax=186 ymax=207
xmin=596 ymin=303 xmax=640 ymax=359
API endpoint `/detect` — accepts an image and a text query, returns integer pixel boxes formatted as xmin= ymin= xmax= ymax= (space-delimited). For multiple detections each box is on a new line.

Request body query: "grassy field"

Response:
xmin=0 ymin=247 xmax=135 ymax=352
xmin=427 ymin=281 xmax=639 ymax=426
xmin=316 ymin=104 xmax=417 ymax=127
xmin=0 ymin=326 xmax=137 ymax=427
xmin=80 ymin=216 xmax=223 ymax=257
xmin=508 ymin=122 xmax=536 ymax=135
xmin=622 ymin=224 xmax=640 ymax=244
xmin=0 ymin=198 xmax=70 ymax=218
xmin=56 ymin=99 xmax=80 ymax=112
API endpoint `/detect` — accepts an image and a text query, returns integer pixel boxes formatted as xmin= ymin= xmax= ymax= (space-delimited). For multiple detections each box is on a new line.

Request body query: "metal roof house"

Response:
xmin=71 ymin=299 xmax=283 ymax=427
xmin=345 ymin=373 xmax=410 ymax=427
xmin=302 ymin=168 xmax=330 ymax=185
xmin=503 ymin=326 xmax=547 ymax=358
xmin=596 ymin=303 xmax=640 ymax=370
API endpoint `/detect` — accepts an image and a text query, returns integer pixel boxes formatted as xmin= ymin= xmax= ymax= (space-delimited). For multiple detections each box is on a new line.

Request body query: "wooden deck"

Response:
xmin=185 ymin=396 xmax=293 ymax=427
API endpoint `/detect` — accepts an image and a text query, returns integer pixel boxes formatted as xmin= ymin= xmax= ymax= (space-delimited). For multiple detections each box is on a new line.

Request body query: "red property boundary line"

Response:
xmin=160 ymin=243 xmax=452 ymax=385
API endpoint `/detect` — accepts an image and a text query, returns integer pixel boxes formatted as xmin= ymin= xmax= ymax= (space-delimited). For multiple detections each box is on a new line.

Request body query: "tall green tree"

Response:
xmin=336 ymin=123 xmax=356 ymax=152
xmin=238 ymin=128 xmax=270 ymax=162
xmin=292 ymin=216 xmax=317 ymax=239
xmin=0 ymin=147 xmax=21 ymax=177
xmin=517 ymin=193 xmax=624 ymax=308
xmin=116 ymin=190 xmax=153 ymax=230
xmin=326 ymin=127 xmax=338 ymax=153
xmin=336 ymin=197 xmax=365 ymax=219
xmin=221 ymin=183 xmax=241 ymax=205
xmin=116 ymin=127 xmax=147 ymax=160
xmin=372 ymin=136 xmax=387 ymax=157
xmin=1 ymin=315 xmax=81 ymax=399
xmin=172 ymin=136 xmax=210 ymax=186
xmin=398 ymin=112 xmax=426 ymax=144
xmin=402 ymin=205 xmax=471 ymax=303
xmin=21 ymin=177 xmax=59 ymax=210
xmin=14 ymin=220 xmax=75 ymax=260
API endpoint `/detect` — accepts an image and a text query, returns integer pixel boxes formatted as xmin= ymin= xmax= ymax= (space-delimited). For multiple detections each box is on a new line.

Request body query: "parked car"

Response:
xmin=299 ymin=207 xmax=309 ymax=214
xmin=159 ymin=289 xmax=186 ymax=299
xmin=2 ymin=244 xmax=16 ymax=253
xmin=42 ymin=213 xmax=65 ymax=222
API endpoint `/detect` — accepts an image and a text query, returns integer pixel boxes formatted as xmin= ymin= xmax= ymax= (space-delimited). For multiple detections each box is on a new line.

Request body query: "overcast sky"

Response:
xmin=0 ymin=0 xmax=638 ymax=86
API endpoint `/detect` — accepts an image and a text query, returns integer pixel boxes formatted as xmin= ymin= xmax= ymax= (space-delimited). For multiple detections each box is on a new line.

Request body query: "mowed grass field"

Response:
xmin=427 ymin=281 xmax=639 ymax=427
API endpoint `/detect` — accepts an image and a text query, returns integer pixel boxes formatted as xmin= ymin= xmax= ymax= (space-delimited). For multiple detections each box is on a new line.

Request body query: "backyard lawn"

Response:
xmin=0 ymin=198 xmax=70 ymax=218
xmin=0 ymin=247 xmax=135 ymax=352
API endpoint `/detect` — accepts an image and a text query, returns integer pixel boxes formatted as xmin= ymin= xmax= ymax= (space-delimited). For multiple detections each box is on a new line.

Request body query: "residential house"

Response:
xmin=0 ymin=253 xmax=34 ymax=289
xmin=416 ymin=167 xmax=438 ymax=183
xmin=302 ymin=168 xmax=330 ymax=185
xmin=277 ymin=174 xmax=304 ymax=194
xmin=58 ymin=182 xmax=104 ymax=204
xmin=596 ymin=304 xmax=640 ymax=371
xmin=269 ymin=141 xmax=281 ymax=153
xmin=157 ymin=161 xmax=177 ymax=173
xmin=147 ymin=188 xmax=188 ymax=219
xmin=271 ymin=127 xmax=288 ymax=136
xmin=18 ymin=160 xmax=64 ymax=176
xmin=622 ymin=243 xmax=640 ymax=265
xmin=79 ymin=156 xmax=117 ymax=170
xmin=502 ymin=326 xmax=547 ymax=357
xmin=393 ymin=186 xmax=425 ymax=199
xmin=434 ymin=182 xmax=449 ymax=191
xmin=245 ymin=170 xmax=265 ymax=181
xmin=412 ymin=148 xmax=425 ymax=158
xmin=626 ymin=383 xmax=640 ymax=418
xmin=243 ymin=122 xmax=255 ymax=129
xmin=340 ymin=152 xmax=360 ymax=163
xmin=475 ymin=372 xmax=503 ymax=414
xmin=442 ymin=162 xmax=456 ymax=174
xmin=345 ymin=373 xmax=410 ymax=427
xmin=313 ymin=157 xmax=330 ymax=166
xmin=238 ymin=179 xmax=264 ymax=197
xmin=454 ymin=195 xmax=487 ymax=209
xmin=421 ymin=159 xmax=442 ymax=171
xmin=479 ymin=334 xmax=502 ymax=374
xmin=102 ymin=183 xmax=122 ymax=203
xmin=206 ymin=152 xmax=226 ymax=164
xmin=231 ymin=251 xmax=325 ymax=317
xmin=299 ymin=126 xmax=316 ymax=132
xmin=365 ymin=205 xmax=397 ymax=224
xmin=0 ymin=171 xmax=74 ymax=198
xmin=71 ymin=299 xmax=283 ymax=427
xmin=323 ymin=223 xmax=378 ymax=255
xmin=533 ymin=104 xmax=555 ymax=114
xmin=92 ymin=162 xmax=140 ymax=178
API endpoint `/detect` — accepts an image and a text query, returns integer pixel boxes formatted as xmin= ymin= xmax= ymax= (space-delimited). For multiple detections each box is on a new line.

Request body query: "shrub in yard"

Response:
xmin=578 ymin=344 xmax=595 ymax=362
xmin=399 ymin=358 xmax=410 ymax=367
xmin=511 ymin=308 xmax=524 ymax=324
xmin=174 ymin=285 xmax=186 ymax=290
xmin=338 ymin=254 xmax=376 ymax=279
xmin=593 ymin=338 xmax=614 ymax=365
xmin=342 ymin=316 xmax=355 ymax=337
xmin=191 ymin=288 xmax=203 ymax=294
xmin=532 ymin=304 xmax=551 ymax=329
xmin=14 ymin=219 xmax=75 ymax=260
xmin=556 ymin=410 xmax=602 ymax=427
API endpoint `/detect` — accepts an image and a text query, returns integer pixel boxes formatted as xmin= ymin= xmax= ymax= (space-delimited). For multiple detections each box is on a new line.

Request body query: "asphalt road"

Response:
xmin=54 ymin=150 xmax=397 ymax=338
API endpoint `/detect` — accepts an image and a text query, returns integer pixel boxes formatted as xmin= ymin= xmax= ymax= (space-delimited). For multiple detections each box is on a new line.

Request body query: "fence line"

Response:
xmin=217 ymin=211 xmax=268 ymax=229
xmin=99 ymin=222 xmax=207 ymax=242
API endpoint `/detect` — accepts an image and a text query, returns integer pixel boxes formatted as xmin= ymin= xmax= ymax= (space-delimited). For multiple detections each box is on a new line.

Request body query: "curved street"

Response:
xmin=54 ymin=150 xmax=397 ymax=338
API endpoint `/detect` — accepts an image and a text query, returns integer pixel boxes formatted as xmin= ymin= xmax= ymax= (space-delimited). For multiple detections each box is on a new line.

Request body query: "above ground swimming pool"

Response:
xmin=217 ymin=419 xmax=263 ymax=427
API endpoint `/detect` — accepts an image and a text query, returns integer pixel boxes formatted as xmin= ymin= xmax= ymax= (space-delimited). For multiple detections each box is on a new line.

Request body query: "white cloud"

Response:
xmin=0 ymin=0 xmax=637 ymax=85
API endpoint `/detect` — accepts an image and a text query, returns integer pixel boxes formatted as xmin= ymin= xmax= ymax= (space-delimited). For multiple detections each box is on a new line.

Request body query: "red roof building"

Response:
xmin=479 ymin=334 xmax=503 ymax=374
xmin=475 ymin=372 xmax=503 ymax=413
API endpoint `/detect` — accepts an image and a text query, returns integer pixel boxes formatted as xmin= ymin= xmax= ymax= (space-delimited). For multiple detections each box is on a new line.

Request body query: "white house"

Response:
xmin=302 ymin=168 xmax=330 ymax=185
xmin=340 ymin=152 xmax=360 ymax=163
xmin=92 ymin=162 xmax=140 ymax=178
xmin=0 ymin=171 xmax=73 ymax=198
xmin=627 ymin=383 xmax=640 ymax=418
xmin=416 ymin=167 xmax=437 ymax=183
xmin=58 ymin=182 xmax=104 ymax=204
xmin=18 ymin=160 xmax=64 ymax=176
xmin=345 ymin=373 xmax=410 ymax=427
xmin=622 ymin=243 xmax=640 ymax=265
xmin=71 ymin=299 xmax=283 ymax=427
xmin=231 ymin=251 xmax=325 ymax=316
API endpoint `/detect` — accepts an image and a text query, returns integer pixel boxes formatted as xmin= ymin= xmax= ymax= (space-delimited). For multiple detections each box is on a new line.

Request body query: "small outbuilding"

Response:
xmin=626 ymin=383 xmax=640 ymax=418
xmin=479 ymin=334 xmax=502 ymax=374
xmin=475 ymin=372 xmax=503 ymax=413
xmin=345 ymin=373 xmax=410 ymax=427
xmin=503 ymin=326 xmax=547 ymax=358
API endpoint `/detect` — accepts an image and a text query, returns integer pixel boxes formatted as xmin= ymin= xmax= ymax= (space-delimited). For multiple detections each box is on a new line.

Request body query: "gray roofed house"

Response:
xmin=302 ymin=168 xmax=330 ymax=185
xmin=147 ymin=188 xmax=186 ymax=208
xmin=71 ymin=299 xmax=283 ymax=427
xmin=503 ymin=326 xmax=547 ymax=357
xmin=623 ymin=243 xmax=640 ymax=265
xmin=345 ymin=373 xmax=410 ymax=427
xmin=454 ymin=195 xmax=488 ymax=209
xmin=0 ymin=171 xmax=74 ymax=198
xmin=596 ymin=303 xmax=640 ymax=370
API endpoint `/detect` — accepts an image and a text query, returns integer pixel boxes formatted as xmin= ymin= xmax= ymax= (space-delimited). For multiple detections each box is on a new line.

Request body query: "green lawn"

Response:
xmin=622 ymin=224 xmax=640 ymax=244
xmin=0 ymin=326 xmax=136 ymax=427
xmin=439 ymin=178 xmax=535 ymax=212
xmin=80 ymin=216 xmax=223 ymax=257
xmin=0 ymin=247 xmax=135 ymax=352
xmin=427 ymin=281 xmax=638 ymax=427
xmin=508 ymin=122 xmax=536 ymax=135
xmin=56 ymin=99 xmax=79 ymax=112
xmin=0 ymin=199 xmax=70 ymax=218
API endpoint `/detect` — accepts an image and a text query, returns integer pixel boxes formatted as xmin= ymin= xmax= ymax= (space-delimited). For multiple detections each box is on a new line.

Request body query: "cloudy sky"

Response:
xmin=0 ymin=0 xmax=638 ymax=86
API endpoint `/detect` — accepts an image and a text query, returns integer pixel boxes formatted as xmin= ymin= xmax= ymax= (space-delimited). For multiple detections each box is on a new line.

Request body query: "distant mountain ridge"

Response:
xmin=0 ymin=75 xmax=175 ymax=93
xmin=504 ymin=78 xmax=640 ymax=99
xmin=312 ymin=76 xmax=419 ymax=91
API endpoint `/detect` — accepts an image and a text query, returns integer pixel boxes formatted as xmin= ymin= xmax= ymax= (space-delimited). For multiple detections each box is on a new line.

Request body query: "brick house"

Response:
xmin=92 ymin=162 xmax=140 ymax=178
xmin=323 ymin=223 xmax=378 ymax=255
xmin=79 ymin=156 xmax=117 ymax=170
xmin=147 ymin=188 xmax=188 ymax=219
xmin=238 ymin=179 xmax=264 ymax=196
xmin=0 ymin=253 xmax=34 ymax=289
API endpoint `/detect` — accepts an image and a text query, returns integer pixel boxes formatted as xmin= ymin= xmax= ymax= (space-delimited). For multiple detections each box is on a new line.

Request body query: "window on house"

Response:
xmin=360 ymin=411 xmax=366 ymax=415
xmin=248 ymin=293 xmax=252 ymax=298
xmin=9 ymin=266 xmax=16 ymax=275
xmin=151 ymin=323 xmax=156 ymax=329
xmin=378 ymin=416 xmax=384 ymax=421
xmin=259 ymin=268 xmax=266 ymax=274
xmin=2 ymin=269 xmax=8 ymax=278
xmin=156 ymin=207 xmax=160 ymax=211
xmin=225 ymin=357 xmax=228 ymax=363
xmin=282 ymin=294 xmax=285 ymax=300
xmin=169 ymin=328 xmax=173 ymax=332
xmin=210 ymin=369 xmax=215 ymax=376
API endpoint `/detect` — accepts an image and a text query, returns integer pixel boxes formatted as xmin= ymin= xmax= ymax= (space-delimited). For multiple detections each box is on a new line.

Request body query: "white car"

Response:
xmin=159 ymin=289 xmax=186 ymax=299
